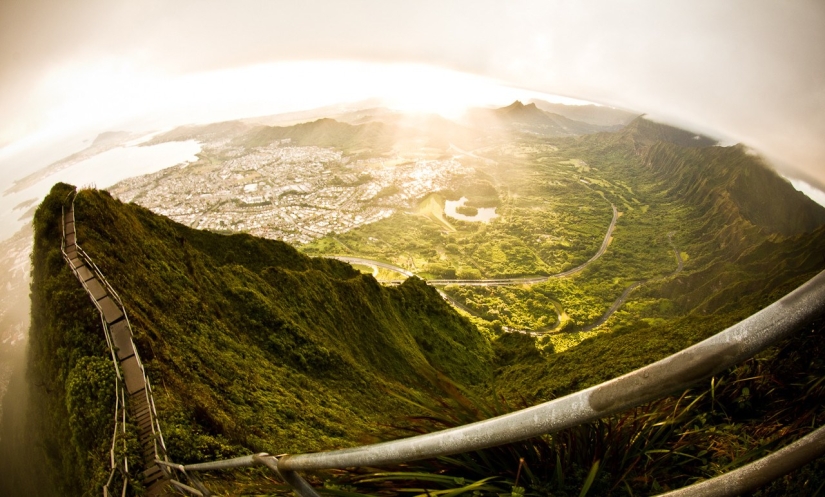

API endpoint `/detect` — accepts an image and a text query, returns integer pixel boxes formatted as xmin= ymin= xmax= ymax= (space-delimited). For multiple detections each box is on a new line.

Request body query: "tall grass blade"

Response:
xmin=578 ymin=460 xmax=600 ymax=497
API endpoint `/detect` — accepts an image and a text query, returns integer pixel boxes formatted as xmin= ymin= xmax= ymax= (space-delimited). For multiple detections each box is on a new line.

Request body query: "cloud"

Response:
xmin=1 ymin=0 xmax=824 ymax=186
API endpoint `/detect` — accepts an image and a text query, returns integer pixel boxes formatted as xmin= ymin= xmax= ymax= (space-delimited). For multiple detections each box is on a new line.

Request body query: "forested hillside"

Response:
xmin=28 ymin=183 xmax=491 ymax=494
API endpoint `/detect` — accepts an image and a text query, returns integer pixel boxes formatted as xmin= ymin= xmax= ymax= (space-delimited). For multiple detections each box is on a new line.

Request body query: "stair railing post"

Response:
xmin=253 ymin=454 xmax=321 ymax=497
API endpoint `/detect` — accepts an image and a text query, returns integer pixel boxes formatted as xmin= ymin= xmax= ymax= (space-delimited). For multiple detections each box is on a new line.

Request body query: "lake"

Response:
xmin=0 ymin=140 xmax=201 ymax=241
xmin=444 ymin=196 xmax=499 ymax=223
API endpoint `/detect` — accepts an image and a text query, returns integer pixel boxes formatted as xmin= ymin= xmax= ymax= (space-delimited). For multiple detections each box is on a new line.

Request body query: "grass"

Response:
xmin=28 ymin=184 xmax=493 ymax=494
xmin=315 ymin=315 xmax=825 ymax=496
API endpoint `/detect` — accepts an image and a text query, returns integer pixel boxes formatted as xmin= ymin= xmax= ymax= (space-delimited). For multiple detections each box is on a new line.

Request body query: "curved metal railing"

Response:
xmin=157 ymin=269 xmax=825 ymax=496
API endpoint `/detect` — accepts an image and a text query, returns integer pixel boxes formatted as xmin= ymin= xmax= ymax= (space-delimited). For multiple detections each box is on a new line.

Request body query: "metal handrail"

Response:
xmin=657 ymin=424 xmax=825 ymax=496
xmin=166 ymin=268 xmax=825 ymax=496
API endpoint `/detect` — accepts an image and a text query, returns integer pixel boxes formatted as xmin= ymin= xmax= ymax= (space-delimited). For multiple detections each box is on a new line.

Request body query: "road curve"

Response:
xmin=327 ymin=205 xmax=618 ymax=287
xmin=330 ymin=256 xmax=415 ymax=278
xmin=551 ymin=203 xmax=619 ymax=279
xmin=580 ymin=231 xmax=684 ymax=333
xmin=430 ymin=204 xmax=617 ymax=285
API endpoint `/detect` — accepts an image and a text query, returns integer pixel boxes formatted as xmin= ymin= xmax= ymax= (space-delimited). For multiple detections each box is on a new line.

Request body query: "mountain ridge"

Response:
xmin=27 ymin=183 xmax=492 ymax=494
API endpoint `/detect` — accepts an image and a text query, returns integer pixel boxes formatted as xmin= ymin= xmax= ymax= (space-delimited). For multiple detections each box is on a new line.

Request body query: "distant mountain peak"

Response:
xmin=496 ymin=101 xmax=547 ymax=122
xmin=502 ymin=100 xmax=538 ymax=112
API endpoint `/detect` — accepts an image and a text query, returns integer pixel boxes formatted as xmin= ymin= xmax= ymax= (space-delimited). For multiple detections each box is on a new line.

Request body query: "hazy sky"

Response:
xmin=1 ymin=0 xmax=824 ymax=186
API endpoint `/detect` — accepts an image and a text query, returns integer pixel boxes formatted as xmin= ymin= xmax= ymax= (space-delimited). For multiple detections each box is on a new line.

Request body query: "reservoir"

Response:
xmin=444 ymin=196 xmax=499 ymax=223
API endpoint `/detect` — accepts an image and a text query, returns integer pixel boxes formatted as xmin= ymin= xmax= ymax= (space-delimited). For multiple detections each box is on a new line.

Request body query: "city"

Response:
xmin=111 ymin=140 xmax=468 ymax=244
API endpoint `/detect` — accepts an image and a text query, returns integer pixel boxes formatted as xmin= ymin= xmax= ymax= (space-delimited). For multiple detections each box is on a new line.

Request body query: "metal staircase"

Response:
xmin=61 ymin=193 xmax=174 ymax=495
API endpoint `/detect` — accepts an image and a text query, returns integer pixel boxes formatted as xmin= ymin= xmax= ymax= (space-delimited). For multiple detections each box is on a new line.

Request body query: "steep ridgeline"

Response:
xmin=642 ymin=141 xmax=825 ymax=237
xmin=240 ymin=118 xmax=394 ymax=153
xmin=146 ymin=117 xmax=396 ymax=156
xmin=30 ymin=183 xmax=491 ymax=494
xmin=622 ymin=119 xmax=825 ymax=313
xmin=491 ymin=119 xmax=825 ymax=401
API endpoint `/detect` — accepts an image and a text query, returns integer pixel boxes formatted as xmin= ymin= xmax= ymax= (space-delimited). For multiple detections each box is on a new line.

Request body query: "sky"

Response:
xmin=1 ymin=0 xmax=825 ymax=188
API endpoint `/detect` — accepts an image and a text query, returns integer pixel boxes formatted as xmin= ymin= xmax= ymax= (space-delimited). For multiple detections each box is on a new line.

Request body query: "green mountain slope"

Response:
xmin=642 ymin=141 xmax=825 ymax=236
xmin=29 ymin=183 xmax=491 ymax=494
xmin=489 ymin=119 xmax=825 ymax=399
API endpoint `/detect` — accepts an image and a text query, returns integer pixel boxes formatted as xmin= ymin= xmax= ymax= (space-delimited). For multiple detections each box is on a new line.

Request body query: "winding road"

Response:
xmin=329 ymin=203 xmax=618 ymax=287
xmin=331 ymin=256 xmax=415 ymax=278
xmin=331 ymin=207 xmax=684 ymax=335
xmin=328 ymin=203 xmax=619 ymax=334
xmin=580 ymin=231 xmax=684 ymax=332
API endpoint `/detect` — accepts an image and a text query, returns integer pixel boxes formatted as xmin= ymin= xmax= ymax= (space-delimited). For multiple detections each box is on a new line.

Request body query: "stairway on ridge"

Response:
xmin=62 ymin=203 xmax=169 ymax=494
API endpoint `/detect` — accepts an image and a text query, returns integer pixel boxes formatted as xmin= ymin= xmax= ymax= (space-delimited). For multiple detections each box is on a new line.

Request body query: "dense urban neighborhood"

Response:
xmin=112 ymin=141 xmax=466 ymax=243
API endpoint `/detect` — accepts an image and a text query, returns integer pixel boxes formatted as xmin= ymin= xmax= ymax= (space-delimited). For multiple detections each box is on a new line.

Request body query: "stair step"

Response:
xmin=144 ymin=449 xmax=158 ymax=463
xmin=134 ymin=412 xmax=151 ymax=426
xmin=135 ymin=405 xmax=151 ymax=418
xmin=130 ymin=390 xmax=149 ymax=402
xmin=143 ymin=466 xmax=165 ymax=486
xmin=143 ymin=465 xmax=162 ymax=478
xmin=85 ymin=277 xmax=108 ymax=300
xmin=110 ymin=320 xmax=136 ymax=360
xmin=75 ymin=265 xmax=94 ymax=282
xmin=120 ymin=355 xmax=145 ymax=393
xmin=146 ymin=479 xmax=170 ymax=497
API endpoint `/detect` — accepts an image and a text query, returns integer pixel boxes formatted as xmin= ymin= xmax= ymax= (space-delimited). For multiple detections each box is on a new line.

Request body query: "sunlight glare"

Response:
xmin=3 ymin=60 xmax=593 ymax=161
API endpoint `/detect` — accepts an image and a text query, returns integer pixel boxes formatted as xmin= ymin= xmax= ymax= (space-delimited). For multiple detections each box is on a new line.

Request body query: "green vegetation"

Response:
xmin=455 ymin=205 xmax=478 ymax=217
xmin=330 ymin=317 xmax=825 ymax=496
xmin=29 ymin=183 xmax=492 ymax=494
xmin=28 ymin=116 xmax=825 ymax=495
xmin=304 ymin=119 xmax=825 ymax=353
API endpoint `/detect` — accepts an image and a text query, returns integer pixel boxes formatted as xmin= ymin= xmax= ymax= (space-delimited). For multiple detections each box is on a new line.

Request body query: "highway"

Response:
xmin=330 ymin=256 xmax=415 ymax=278
xmin=326 ymin=203 xmax=627 ymax=334
xmin=580 ymin=230 xmax=684 ymax=332
xmin=327 ymin=203 xmax=618 ymax=288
